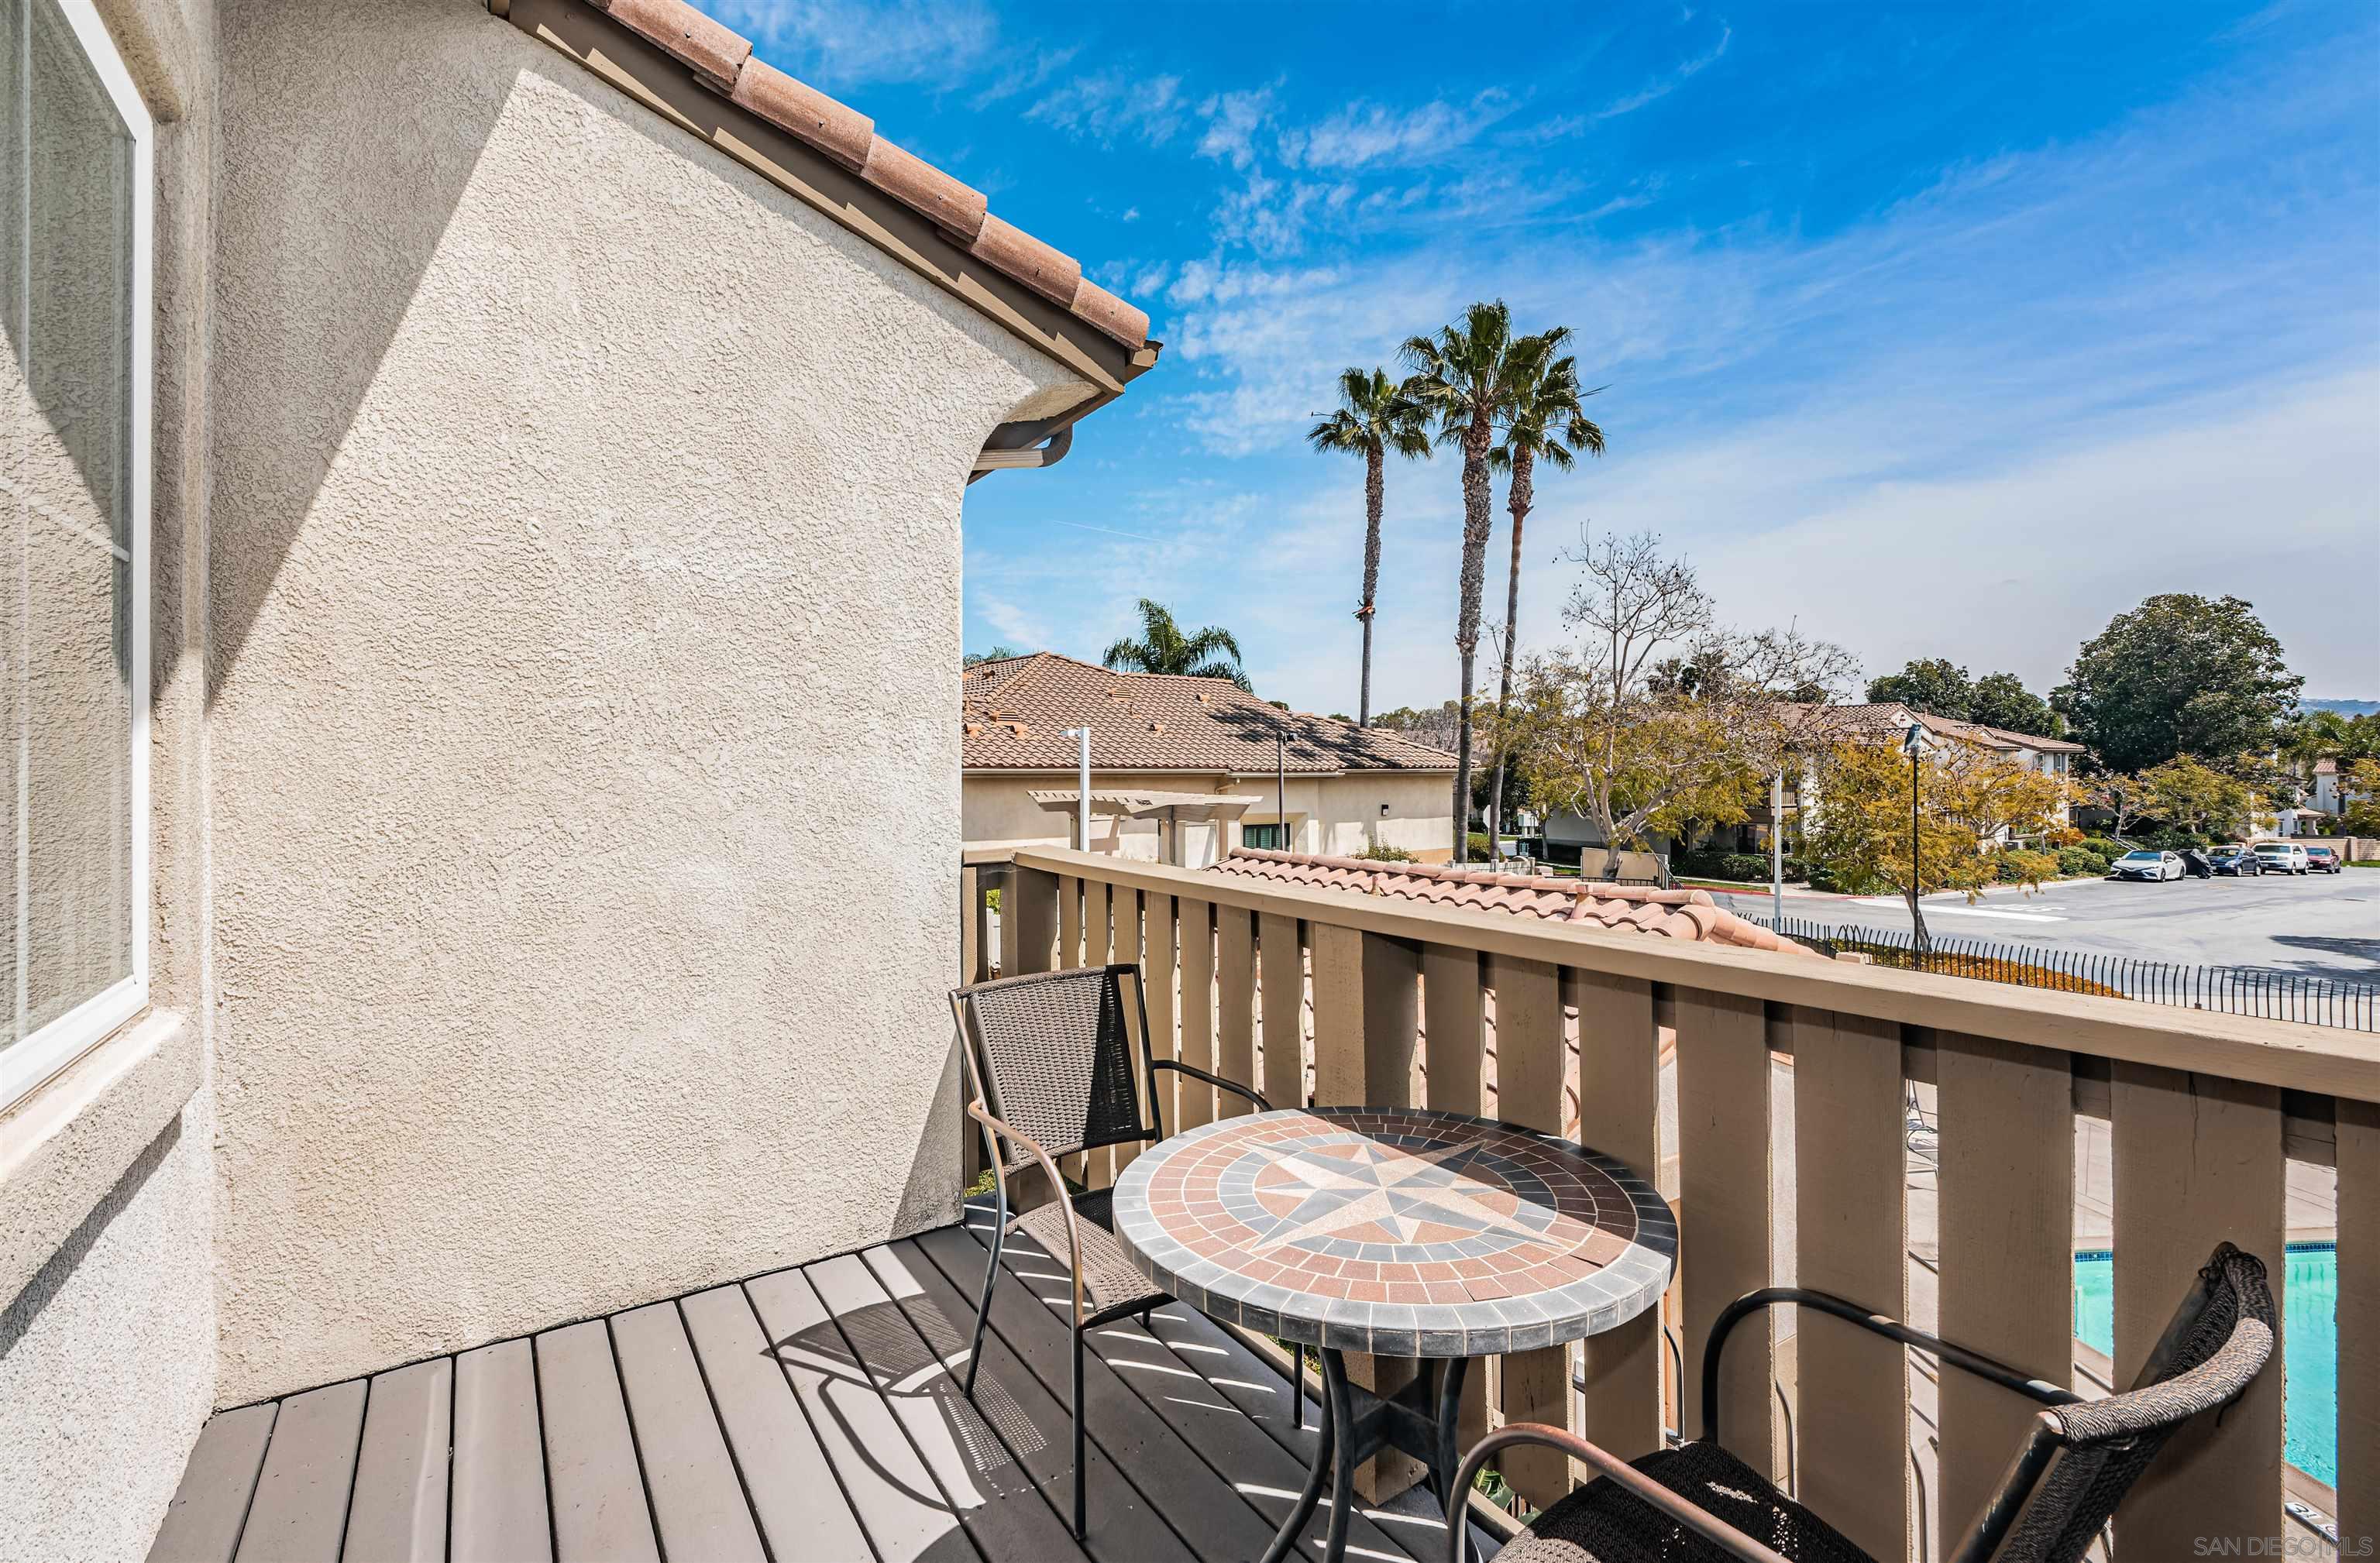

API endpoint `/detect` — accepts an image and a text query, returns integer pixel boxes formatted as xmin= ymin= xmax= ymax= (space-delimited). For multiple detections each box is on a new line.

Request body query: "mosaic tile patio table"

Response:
xmin=1112 ymin=1105 xmax=1677 ymax=1563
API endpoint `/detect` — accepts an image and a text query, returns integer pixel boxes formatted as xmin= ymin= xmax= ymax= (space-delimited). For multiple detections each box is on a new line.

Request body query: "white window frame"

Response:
xmin=2 ymin=0 xmax=153 ymax=1110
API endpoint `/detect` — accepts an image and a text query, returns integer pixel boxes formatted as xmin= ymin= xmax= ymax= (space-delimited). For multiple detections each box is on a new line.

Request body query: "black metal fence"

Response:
xmin=1748 ymin=914 xmax=2379 ymax=1032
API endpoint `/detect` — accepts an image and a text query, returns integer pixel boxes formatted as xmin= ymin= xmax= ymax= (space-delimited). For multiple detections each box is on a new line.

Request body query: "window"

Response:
xmin=2 ymin=0 xmax=151 ymax=1107
xmin=1241 ymin=823 xmax=1285 ymax=850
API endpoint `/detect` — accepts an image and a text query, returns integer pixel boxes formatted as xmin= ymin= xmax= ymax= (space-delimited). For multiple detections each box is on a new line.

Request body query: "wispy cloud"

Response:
xmin=707 ymin=0 xmax=1000 ymax=88
xmin=1595 ymin=23 xmax=1732 ymax=119
xmin=1195 ymin=87 xmax=1277 ymax=170
xmin=1279 ymin=91 xmax=1519 ymax=169
xmin=1025 ymin=72 xmax=1189 ymax=146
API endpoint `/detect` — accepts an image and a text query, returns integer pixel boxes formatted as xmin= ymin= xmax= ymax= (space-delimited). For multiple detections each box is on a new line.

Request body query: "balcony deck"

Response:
xmin=150 ymin=1206 xmax=1498 ymax=1563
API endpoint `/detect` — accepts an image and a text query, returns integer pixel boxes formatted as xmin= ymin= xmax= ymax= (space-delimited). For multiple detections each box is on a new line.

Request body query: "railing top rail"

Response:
xmin=1000 ymin=846 xmax=2380 ymax=1103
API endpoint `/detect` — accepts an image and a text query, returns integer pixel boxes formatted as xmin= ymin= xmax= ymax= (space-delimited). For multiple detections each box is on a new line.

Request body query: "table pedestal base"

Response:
xmin=1259 ymin=1348 xmax=1471 ymax=1563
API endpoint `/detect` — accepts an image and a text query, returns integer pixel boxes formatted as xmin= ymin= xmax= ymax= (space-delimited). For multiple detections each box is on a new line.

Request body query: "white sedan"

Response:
xmin=2107 ymin=849 xmax=2186 ymax=882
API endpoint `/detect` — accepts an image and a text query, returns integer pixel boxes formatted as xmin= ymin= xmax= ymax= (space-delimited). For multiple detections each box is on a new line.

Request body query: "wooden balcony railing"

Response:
xmin=958 ymin=846 xmax=2378 ymax=1561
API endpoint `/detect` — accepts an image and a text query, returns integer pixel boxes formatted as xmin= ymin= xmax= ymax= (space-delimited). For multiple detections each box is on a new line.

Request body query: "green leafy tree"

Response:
xmin=1102 ymin=599 xmax=1251 ymax=690
xmin=2140 ymin=754 xmax=2253 ymax=839
xmin=2052 ymin=595 xmax=2301 ymax=772
xmin=1484 ymin=339 xmax=1604 ymax=850
xmin=1866 ymin=658 xmax=1975 ymax=719
xmin=1401 ymin=301 xmax=1523 ymax=861
xmin=1307 ymin=366 xmax=1432 ymax=726
xmin=962 ymin=644 xmax=1027 ymax=667
xmin=1968 ymin=672 xmax=2061 ymax=737
xmin=2339 ymin=759 xmax=2380 ymax=836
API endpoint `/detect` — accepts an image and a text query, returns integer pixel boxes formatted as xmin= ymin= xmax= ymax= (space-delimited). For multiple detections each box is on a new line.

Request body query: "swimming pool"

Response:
xmin=2074 ymin=1245 xmax=2337 ymax=1486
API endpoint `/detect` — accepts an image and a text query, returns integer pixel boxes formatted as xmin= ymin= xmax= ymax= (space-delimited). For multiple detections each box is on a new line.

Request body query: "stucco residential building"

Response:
xmin=963 ymin=652 xmax=1458 ymax=866
xmin=2 ymin=0 xmax=1155 ymax=1549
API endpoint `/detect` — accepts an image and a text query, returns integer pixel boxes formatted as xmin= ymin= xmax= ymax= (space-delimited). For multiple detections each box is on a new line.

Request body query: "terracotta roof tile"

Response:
xmin=1209 ymin=850 xmax=1824 ymax=957
xmin=591 ymin=0 xmax=749 ymax=88
xmin=728 ymin=57 xmax=872 ymax=170
xmin=503 ymin=0 xmax=1153 ymax=350
xmin=961 ymin=653 xmax=1456 ymax=775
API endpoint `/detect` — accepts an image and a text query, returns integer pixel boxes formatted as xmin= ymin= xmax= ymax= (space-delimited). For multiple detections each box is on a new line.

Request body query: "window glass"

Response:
xmin=3 ymin=0 xmax=139 ymax=1053
xmin=1242 ymin=823 xmax=1285 ymax=851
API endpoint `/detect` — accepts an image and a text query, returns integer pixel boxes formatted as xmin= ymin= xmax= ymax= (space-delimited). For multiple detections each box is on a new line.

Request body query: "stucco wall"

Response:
xmin=0 ymin=1106 xmax=214 ymax=1563
xmin=965 ymin=768 xmax=1453 ymax=867
xmin=1 ymin=0 xmax=222 ymax=1544
xmin=205 ymin=0 xmax=1084 ymax=1403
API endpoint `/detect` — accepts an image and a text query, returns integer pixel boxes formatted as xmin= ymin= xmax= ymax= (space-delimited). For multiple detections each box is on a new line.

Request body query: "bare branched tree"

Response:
xmin=1503 ymin=531 xmax=1859 ymax=879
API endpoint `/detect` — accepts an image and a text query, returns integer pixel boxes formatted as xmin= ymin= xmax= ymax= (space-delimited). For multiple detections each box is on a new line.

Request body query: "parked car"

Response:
xmin=2304 ymin=843 xmax=2343 ymax=874
xmin=2207 ymin=845 xmax=2264 ymax=876
xmin=2253 ymin=842 xmax=2309 ymax=875
xmin=2108 ymin=849 xmax=2186 ymax=882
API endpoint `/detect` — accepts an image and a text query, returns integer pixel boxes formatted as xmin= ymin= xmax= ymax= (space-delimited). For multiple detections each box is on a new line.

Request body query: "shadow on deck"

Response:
xmin=149 ymin=1205 xmax=1499 ymax=1561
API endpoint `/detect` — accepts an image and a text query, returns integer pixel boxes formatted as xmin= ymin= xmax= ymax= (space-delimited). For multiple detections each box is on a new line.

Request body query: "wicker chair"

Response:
xmin=951 ymin=963 xmax=1272 ymax=1541
xmin=1449 ymin=1242 xmax=2274 ymax=1563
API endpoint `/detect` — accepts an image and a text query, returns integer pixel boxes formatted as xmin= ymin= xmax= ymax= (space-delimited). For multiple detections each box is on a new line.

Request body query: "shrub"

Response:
xmin=2055 ymin=845 xmax=2103 ymax=878
xmin=1996 ymin=848 xmax=2061 ymax=887
xmin=1466 ymin=832 xmax=1494 ymax=860
xmin=2135 ymin=826 xmax=2210 ymax=853
xmin=1677 ymin=851 xmax=1773 ymax=882
xmin=2082 ymin=835 xmax=2125 ymax=857
xmin=1352 ymin=843 xmax=1415 ymax=863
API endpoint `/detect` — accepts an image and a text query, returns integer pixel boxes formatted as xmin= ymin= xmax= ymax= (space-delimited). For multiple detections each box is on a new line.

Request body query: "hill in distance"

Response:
xmin=2302 ymin=699 xmax=2378 ymax=717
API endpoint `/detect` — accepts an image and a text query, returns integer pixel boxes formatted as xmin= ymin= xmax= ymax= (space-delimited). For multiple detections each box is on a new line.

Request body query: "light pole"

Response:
xmin=1902 ymin=723 xmax=1931 ymax=953
xmin=1770 ymin=770 xmax=1785 ymax=923
xmin=1062 ymin=726 xmax=1091 ymax=852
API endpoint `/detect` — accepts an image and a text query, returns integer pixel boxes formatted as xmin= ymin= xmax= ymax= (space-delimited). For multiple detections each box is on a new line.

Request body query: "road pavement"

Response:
xmin=1701 ymin=865 xmax=2379 ymax=984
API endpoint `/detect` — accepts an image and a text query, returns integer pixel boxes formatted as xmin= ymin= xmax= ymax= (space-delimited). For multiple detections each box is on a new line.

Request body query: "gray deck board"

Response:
xmin=679 ymin=1282 xmax=878 ymax=1562
xmin=910 ymin=1223 xmax=1293 ymax=1563
xmin=808 ymin=1251 xmax=1093 ymax=1563
xmin=342 ymin=1357 xmax=452 ymax=1563
xmin=156 ymin=1220 xmax=1497 ymax=1563
xmin=148 ymin=1401 xmax=277 ymax=1563
xmin=233 ymin=1379 xmax=366 ymax=1563
xmin=946 ymin=1214 xmax=1426 ymax=1563
xmin=745 ymin=1264 xmax=981 ymax=1563
xmin=451 ymin=1339 xmax=552 ymax=1563
xmin=868 ymin=1241 xmax=1199 ymax=1563
xmin=534 ymin=1321 xmax=658 ymax=1563
xmin=609 ymin=1300 xmax=768 ymax=1563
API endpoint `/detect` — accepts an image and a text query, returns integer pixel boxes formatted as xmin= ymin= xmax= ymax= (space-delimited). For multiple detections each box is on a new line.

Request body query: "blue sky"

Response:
xmin=701 ymin=0 xmax=2380 ymax=713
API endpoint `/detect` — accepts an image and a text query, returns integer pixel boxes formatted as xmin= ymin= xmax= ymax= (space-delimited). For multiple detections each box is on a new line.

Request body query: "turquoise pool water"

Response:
xmin=2074 ymin=1245 xmax=2337 ymax=1486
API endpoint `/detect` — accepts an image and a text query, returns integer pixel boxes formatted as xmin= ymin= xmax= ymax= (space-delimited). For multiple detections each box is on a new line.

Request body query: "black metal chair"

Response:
xmin=951 ymin=963 xmax=1272 ymax=1541
xmin=1449 ymin=1242 xmax=2274 ymax=1563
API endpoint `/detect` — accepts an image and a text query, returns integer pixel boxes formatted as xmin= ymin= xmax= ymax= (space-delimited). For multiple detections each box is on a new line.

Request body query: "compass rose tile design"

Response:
xmin=1112 ymin=1107 xmax=1675 ymax=1357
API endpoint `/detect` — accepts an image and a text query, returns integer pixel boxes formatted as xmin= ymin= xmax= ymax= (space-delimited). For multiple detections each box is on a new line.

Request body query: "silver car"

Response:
xmin=2107 ymin=849 xmax=2185 ymax=882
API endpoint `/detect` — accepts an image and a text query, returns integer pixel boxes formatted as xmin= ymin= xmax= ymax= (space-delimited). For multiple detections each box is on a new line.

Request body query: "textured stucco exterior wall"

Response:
xmin=0 ymin=1108 xmax=214 ymax=1563
xmin=205 ymin=0 xmax=1082 ymax=1403
xmin=0 ymin=0 xmax=222 ymax=1545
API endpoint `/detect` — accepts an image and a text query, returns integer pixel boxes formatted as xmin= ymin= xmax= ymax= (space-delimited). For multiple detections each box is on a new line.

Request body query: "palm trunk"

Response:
xmin=1488 ymin=446 xmax=1533 ymax=856
xmin=1451 ymin=412 xmax=1494 ymax=864
xmin=1357 ymin=444 xmax=1384 ymax=727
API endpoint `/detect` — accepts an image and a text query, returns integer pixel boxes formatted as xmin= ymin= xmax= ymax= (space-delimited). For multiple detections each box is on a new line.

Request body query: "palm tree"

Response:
xmin=1103 ymin=598 xmax=1252 ymax=690
xmin=1307 ymin=367 xmax=1432 ymax=726
xmin=1484 ymin=338 xmax=1604 ymax=847
xmin=1400 ymin=300 xmax=1519 ymax=863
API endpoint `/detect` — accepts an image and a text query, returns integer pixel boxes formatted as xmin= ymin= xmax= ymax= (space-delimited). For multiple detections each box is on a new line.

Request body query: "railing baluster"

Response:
xmin=2108 ymin=1063 xmax=2285 ymax=1557
xmin=1790 ymin=1005 xmax=1910 ymax=1560
xmin=1177 ymin=898 xmax=1218 ymax=1131
xmin=1144 ymin=891 xmax=1178 ymax=1135
xmin=1573 ymin=970 xmax=1665 ymax=1465
xmin=2342 ymin=1098 xmax=2379 ymax=1546
xmin=1675 ymin=988 xmax=1777 ymax=1479
xmin=1491 ymin=953 xmax=1573 ymax=1509
xmin=1259 ymin=912 xmax=1305 ymax=1111
xmin=1215 ymin=905 xmax=1257 ymax=1115
xmin=1058 ymin=874 xmax=1083 ymax=971
xmin=1108 ymin=888 xmax=1144 ymax=1185
xmin=1935 ymin=1030 xmax=2074 ymax=1551
xmin=1008 ymin=866 xmax=1058 ymax=977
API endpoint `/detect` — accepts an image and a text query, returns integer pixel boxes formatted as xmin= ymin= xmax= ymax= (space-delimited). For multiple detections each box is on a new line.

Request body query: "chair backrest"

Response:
xmin=1968 ymin=1243 xmax=2276 ymax=1563
xmin=956 ymin=964 xmax=1157 ymax=1172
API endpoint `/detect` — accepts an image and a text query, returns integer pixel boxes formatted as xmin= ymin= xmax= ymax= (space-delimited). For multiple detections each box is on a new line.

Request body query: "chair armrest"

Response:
xmin=1701 ymin=1286 xmax=2083 ymax=1444
xmin=965 ymin=1100 xmax=1088 ymax=1328
xmin=1445 ymin=1424 xmax=1790 ymax=1563
xmin=1150 ymin=1059 xmax=1274 ymax=1112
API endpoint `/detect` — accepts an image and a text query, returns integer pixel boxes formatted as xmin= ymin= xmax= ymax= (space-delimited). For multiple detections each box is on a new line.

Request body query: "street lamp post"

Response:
xmin=1902 ymin=723 xmax=1931 ymax=953
xmin=1062 ymin=726 xmax=1092 ymax=852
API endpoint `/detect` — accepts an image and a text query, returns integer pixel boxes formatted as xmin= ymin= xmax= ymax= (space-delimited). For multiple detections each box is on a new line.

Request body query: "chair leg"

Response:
xmin=964 ymin=1187 xmax=1006 ymax=1398
xmin=1071 ymin=1324 xmax=1089 ymax=1541
xmin=1291 ymin=1343 xmax=1305 ymax=1430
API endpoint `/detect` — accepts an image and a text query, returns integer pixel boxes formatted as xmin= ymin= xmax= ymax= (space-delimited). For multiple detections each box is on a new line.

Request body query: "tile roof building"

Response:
xmin=961 ymin=654 xmax=1458 ymax=865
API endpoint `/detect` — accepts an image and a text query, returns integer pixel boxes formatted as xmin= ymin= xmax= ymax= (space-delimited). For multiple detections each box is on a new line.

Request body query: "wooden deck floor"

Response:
xmin=150 ymin=1202 xmax=1500 ymax=1562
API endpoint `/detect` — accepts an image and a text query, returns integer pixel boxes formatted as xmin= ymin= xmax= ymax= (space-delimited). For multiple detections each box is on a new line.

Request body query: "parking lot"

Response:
xmin=1705 ymin=863 xmax=2379 ymax=984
